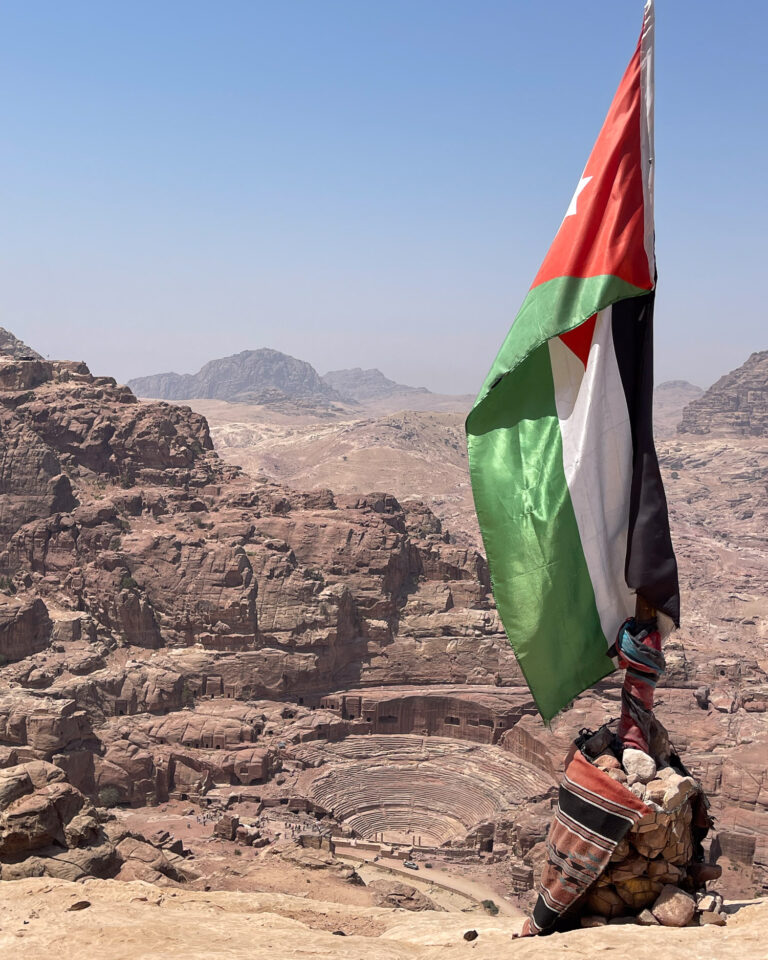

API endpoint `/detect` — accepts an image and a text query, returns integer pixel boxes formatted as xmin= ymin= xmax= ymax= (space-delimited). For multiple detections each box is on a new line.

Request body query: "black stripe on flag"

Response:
xmin=611 ymin=292 xmax=680 ymax=625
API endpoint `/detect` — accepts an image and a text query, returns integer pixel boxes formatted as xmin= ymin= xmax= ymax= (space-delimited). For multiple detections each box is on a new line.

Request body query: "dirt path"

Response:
xmin=339 ymin=851 xmax=523 ymax=918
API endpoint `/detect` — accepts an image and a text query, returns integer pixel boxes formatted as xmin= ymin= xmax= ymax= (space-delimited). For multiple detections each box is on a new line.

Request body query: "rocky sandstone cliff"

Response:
xmin=679 ymin=351 xmax=768 ymax=436
xmin=0 ymin=759 xmax=193 ymax=884
xmin=0 ymin=351 xmax=518 ymax=789
xmin=1 ymin=342 xmax=767 ymax=914
xmin=0 ymin=327 xmax=42 ymax=360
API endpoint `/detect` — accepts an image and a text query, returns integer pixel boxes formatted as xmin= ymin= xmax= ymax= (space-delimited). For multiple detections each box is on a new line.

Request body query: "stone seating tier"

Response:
xmin=304 ymin=734 xmax=556 ymax=845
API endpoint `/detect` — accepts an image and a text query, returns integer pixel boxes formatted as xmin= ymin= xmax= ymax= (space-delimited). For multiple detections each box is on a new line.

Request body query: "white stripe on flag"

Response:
xmin=548 ymin=309 xmax=635 ymax=646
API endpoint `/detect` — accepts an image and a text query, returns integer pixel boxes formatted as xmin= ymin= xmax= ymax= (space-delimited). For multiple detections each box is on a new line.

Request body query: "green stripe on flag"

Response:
xmin=472 ymin=274 xmax=648 ymax=405
xmin=468 ymin=343 xmax=614 ymax=722
xmin=467 ymin=274 xmax=647 ymax=721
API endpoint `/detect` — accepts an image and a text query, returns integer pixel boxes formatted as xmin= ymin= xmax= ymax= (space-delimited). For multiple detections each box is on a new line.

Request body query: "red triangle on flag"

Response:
xmin=559 ymin=313 xmax=597 ymax=369
xmin=532 ymin=41 xmax=653 ymax=293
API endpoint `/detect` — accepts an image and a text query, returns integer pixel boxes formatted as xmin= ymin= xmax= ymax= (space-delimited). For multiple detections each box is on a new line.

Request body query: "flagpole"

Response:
xmin=637 ymin=0 xmax=657 ymax=632
xmin=634 ymin=594 xmax=656 ymax=622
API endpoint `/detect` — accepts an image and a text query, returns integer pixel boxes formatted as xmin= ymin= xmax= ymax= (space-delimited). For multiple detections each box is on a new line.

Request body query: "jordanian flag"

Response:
xmin=466 ymin=1 xmax=679 ymax=723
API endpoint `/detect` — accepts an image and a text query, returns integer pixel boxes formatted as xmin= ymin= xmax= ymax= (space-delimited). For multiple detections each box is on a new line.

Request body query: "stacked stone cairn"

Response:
xmin=581 ymin=729 xmax=726 ymax=928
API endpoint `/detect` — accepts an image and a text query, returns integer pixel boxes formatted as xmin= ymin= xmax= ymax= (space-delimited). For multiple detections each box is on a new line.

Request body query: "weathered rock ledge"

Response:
xmin=0 ymin=877 xmax=765 ymax=959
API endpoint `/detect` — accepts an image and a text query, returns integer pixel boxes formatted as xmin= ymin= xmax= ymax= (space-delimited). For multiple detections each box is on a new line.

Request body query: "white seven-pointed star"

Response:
xmin=565 ymin=175 xmax=593 ymax=218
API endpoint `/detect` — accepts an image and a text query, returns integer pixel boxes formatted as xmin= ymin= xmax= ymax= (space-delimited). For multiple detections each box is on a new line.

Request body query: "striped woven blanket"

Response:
xmin=522 ymin=749 xmax=649 ymax=936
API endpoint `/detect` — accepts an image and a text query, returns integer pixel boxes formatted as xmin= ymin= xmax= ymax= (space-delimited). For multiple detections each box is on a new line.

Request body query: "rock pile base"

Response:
xmin=578 ymin=725 xmax=726 ymax=928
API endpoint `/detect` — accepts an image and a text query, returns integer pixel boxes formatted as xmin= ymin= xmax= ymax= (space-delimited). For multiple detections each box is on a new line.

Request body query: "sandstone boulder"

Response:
xmin=0 ymin=772 xmax=86 ymax=857
xmin=368 ymin=880 xmax=440 ymax=911
xmin=622 ymin=748 xmax=657 ymax=784
xmin=594 ymin=753 xmax=621 ymax=772
xmin=0 ymin=597 xmax=51 ymax=662
xmin=113 ymin=835 xmax=192 ymax=884
xmin=0 ymin=761 xmax=184 ymax=884
xmin=651 ymin=884 xmax=696 ymax=927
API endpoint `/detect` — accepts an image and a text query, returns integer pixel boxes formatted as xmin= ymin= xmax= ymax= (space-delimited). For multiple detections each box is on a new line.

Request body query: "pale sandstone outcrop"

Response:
xmin=0 ymin=877 xmax=766 ymax=960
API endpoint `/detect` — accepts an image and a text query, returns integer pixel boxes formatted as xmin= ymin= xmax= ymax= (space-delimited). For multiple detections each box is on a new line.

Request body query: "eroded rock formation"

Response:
xmin=679 ymin=351 xmax=768 ymax=436
xmin=0 ymin=327 xmax=42 ymax=360
xmin=0 ymin=759 xmax=191 ymax=884
xmin=0 ymin=355 xmax=513 ymax=697
xmin=1 ymin=342 xmax=766 ymax=909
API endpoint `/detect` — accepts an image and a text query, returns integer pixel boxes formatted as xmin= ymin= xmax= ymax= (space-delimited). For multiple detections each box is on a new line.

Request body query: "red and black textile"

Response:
xmin=615 ymin=616 xmax=665 ymax=753
xmin=522 ymin=749 xmax=649 ymax=936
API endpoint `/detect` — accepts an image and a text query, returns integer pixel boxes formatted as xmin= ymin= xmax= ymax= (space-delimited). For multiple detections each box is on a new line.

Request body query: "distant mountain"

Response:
xmin=678 ymin=351 xmax=768 ymax=437
xmin=653 ymin=380 xmax=704 ymax=437
xmin=322 ymin=367 xmax=429 ymax=403
xmin=0 ymin=327 xmax=42 ymax=360
xmin=128 ymin=349 xmax=344 ymax=406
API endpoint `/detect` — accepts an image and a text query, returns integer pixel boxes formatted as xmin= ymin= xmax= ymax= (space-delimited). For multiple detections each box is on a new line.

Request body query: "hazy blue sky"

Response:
xmin=1 ymin=1 xmax=765 ymax=394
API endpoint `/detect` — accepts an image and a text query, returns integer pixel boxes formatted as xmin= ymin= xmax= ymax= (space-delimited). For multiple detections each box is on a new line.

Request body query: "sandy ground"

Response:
xmin=1 ymin=877 xmax=765 ymax=960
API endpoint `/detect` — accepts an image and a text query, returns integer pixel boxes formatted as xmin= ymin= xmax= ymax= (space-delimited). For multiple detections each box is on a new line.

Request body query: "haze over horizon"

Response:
xmin=1 ymin=1 xmax=765 ymax=395
xmin=123 ymin=342 xmax=710 ymax=397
